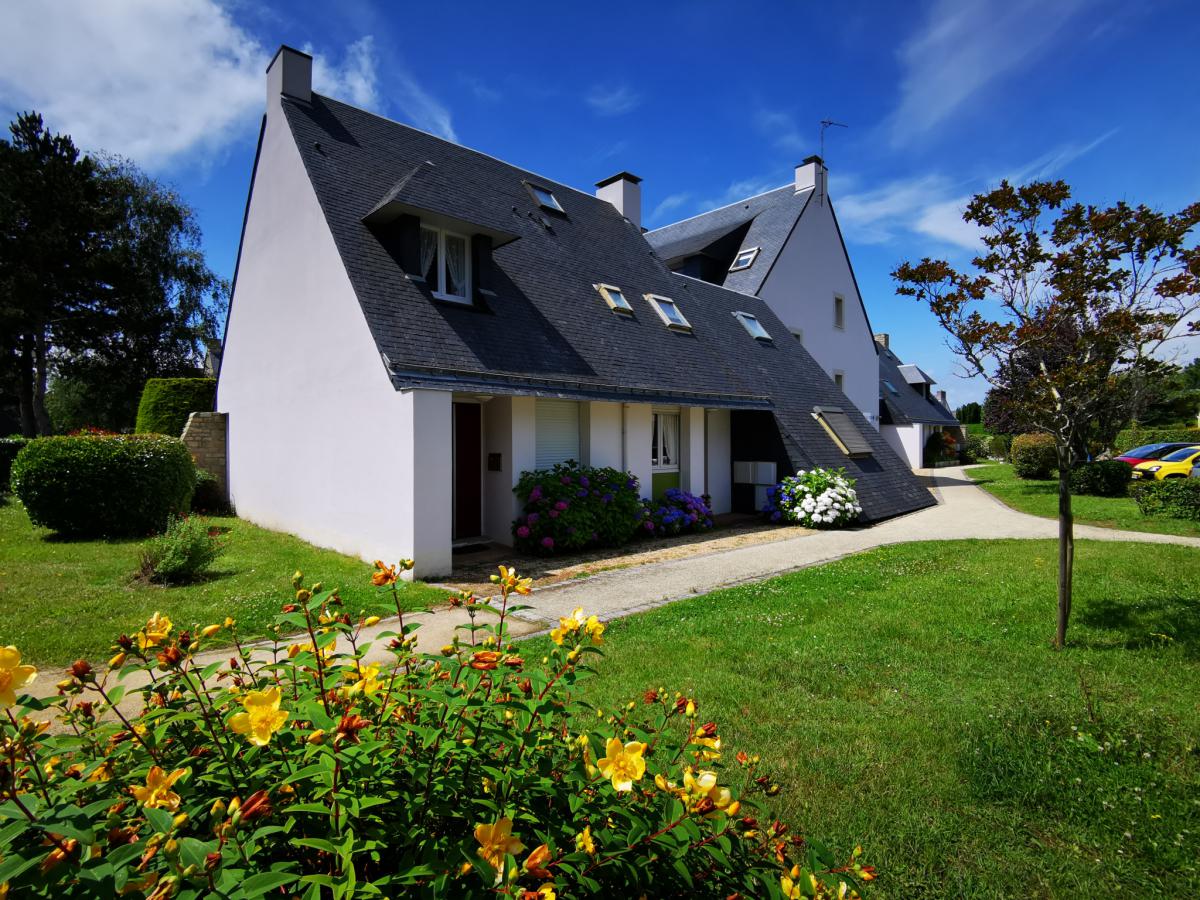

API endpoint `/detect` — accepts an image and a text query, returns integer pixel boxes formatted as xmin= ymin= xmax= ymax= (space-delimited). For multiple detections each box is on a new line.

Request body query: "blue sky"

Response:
xmin=2 ymin=0 xmax=1198 ymax=406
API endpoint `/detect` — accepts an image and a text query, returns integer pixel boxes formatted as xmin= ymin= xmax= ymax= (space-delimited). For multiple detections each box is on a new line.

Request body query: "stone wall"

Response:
xmin=181 ymin=412 xmax=228 ymax=503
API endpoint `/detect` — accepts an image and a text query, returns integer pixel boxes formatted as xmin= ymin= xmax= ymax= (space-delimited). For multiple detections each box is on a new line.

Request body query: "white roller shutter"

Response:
xmin=535 ymin=400 xmax=581 ymax=469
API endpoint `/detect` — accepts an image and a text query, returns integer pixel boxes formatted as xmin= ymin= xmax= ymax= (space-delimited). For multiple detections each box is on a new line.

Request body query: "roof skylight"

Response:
xmin=527 ymin=182 xmax=563 ymax=212
xmin=812 ymin=406 xmax=873 ymax=458
xmin=645 ymin=294 xmax=691 ymax=331
xmin=594 ymin=283 xmax=633 ymax=314
xmin=733 ymin=311 xmax=772 ymax=341
xmin=729 ymin=247 xmax=760 ymax=272
xmin=882 ymin=380 xmax=899 ymax=395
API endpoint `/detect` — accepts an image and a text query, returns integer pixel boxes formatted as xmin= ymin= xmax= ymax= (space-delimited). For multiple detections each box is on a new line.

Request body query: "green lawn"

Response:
xmin=541 ymin=539 xmax=1200 ymax=897
xmin=967 ymin=461 xmax=1200 ymax=537
xmin=0 ymin=498 xmax=445 ymax=667
xmin=965 ymin=422 xmax=991 ymax=437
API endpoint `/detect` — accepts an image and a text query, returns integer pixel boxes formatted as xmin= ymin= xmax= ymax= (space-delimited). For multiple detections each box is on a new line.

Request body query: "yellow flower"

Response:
xmin=781 ymin=866 xmax=816 ymax=899
xmin=228 ymin=686 xmax=288 ymax=746
xmin=0 ymin=647 xmax=37 ymax=707
xmin=583 ymin=614 xmax=605 ymax=644
xmin=137 ymin=612 xmax=173 ymax=650
xmin=550 ymin=608 xmax=586 ymax=646
xmin=130 ymin=766 xmax=188 ymax=811
xmin=474 ymin=816 xmax=525 ymax=871
xmin=537 ymin=886 xmax=556 ymax=899
xmin=596 ymin=737 xmax=646 ymax=792
xmin=692 ymin=734 xmax=721 ymax=761
xmin=492 ymin=565 xmax=533 ymax=595
xmin=682 ymin=768 xmax=733 ymax=813
xmin=574 ymin=825 xmax=596 ymax=855
xmin=523 ymin=843 xmax=551 ymax=876
xmin=344 ymin=664 xmax=384 ymax=696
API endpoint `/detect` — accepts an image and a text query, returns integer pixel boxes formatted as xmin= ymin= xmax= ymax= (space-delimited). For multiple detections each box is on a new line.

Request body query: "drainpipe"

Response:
xmin=620 ymin=403 xmax=627 ymax=472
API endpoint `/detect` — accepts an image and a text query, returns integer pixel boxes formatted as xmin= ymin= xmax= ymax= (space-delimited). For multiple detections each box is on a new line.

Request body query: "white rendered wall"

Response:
xmin=705 ymin=409 xmax=732 ymax=514
xmin=483 ymin=397 xmax=514 ymax=546
xmin=680 ymin=407 xmax=706 ymax=495
xmin=216 ymin=89 xmax=452 ymax=577
xmin=881 ymin=423 xmax=925 ymax=470
xmin=623 ymin=404 xmax=654 ymax=499
xmin=756 ymin=194 xmax=880 ymax=426
xmin=584 ymin=401 xmax=623 ymax=469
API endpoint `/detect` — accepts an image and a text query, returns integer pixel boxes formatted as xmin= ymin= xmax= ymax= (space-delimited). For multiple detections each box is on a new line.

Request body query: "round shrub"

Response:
xmin=1010 ymin=433 xmax=1058 ymax=479
xmin=763 ymin=467 xmax=862 ymax=528
xmin=0 ymin=566 xmax=874 ymax=898
xmin=960 ymin=434 xmax=989 ymax=464
xmin=987 ymin=433 xmax=1011 ymax=461
xmin=135 ymin=377 xmax=216 ymax=436
xmin=513 ymin=461 xmax=643 ymax=553
xmin=1 ymin=435 xmax=28 ymax=491
xmin=11 ymin=434 xmax=196 ymax=536
xmin=642 ymin=488 xmax=714 ymax=537
xmin=1069 ymin=460 xmax=1133 ymax=497
xmin=137 ymin=515 xmax=225 ymax=584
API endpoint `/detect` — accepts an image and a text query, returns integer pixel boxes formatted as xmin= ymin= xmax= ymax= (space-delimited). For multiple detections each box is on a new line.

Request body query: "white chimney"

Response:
xmin=874 ymin=333 xmax=890 ymax=349
xmin=795 ymin=154 xmax=827 ymax=200
xmin=266 ymin=45 xmax=312 ymax=108
xmin=596 ymin=172 xmax=643 ymax=229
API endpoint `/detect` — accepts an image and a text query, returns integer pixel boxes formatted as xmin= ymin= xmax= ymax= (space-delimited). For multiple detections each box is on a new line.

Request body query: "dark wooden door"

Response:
xmin=453 ymin=403 xmax=482 ymax=539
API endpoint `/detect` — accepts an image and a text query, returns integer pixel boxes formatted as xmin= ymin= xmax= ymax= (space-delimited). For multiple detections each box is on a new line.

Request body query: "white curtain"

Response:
xmin=656 ymin=413 xmax=679 ymax=468
xmin=419 ymin=228 xmax=438 ymax=281
xmin=445 ymin=234 xmax=467 ymax=296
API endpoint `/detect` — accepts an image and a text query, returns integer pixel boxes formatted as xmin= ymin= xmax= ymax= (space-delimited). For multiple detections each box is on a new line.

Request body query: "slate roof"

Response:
xmin=879 ymin=345 xmax=959 ymax=427
xmin=277 ymin=93 xmax=933 ymax=522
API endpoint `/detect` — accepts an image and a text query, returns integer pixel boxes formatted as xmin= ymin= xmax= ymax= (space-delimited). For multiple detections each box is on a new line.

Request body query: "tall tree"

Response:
xmin=894 ymin=180 xmax=1199 ymax=648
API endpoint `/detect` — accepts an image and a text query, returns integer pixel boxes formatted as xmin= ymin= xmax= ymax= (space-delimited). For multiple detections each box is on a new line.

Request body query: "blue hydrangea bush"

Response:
xmin=642 ymin=489 xmax=715 ymax=537
xmin=763 ymin=468 xmax=862 ymax=528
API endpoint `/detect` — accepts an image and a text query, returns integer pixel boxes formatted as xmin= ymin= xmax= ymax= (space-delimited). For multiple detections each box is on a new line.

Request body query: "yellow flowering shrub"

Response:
xmin=0 ymin=565 xmax=874 ymax=898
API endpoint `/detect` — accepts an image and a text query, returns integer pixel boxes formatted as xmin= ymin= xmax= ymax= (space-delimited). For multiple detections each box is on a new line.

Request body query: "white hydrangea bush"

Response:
xmin=763 ymin=467 xmax=862 ymax=528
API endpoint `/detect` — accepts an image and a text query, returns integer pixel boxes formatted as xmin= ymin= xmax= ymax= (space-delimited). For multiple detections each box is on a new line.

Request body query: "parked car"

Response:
xmin=1114 ymin=442 xmax=1198 ymax=466
xmin=1130 ymin=446 xmax=1200 ymax=480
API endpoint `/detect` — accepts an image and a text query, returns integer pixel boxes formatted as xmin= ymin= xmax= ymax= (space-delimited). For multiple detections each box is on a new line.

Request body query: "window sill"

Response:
xmin=433 ymin=291 xmax=472 ymax=305
xmin=651 ymin=466 xmax=680 ymax=473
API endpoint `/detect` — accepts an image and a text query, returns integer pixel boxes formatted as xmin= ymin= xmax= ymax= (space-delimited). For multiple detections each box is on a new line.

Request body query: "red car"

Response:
xmin=1114 ymin=442 xmax=1197 ymax=466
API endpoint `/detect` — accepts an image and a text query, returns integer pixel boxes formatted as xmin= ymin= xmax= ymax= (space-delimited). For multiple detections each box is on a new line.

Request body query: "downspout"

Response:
xmin=620 ymin=403 xmax=627 ymax=472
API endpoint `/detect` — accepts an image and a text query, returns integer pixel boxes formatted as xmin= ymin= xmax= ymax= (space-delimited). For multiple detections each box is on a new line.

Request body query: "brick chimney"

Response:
xmin=936 ymin=389 xmax=947 ymax=406
xmin=874 ymin=333 xmax=890 ymax=349
xmin=795 ymin=155 xmax=827 ymax=200
xmin=596 ymin=172 xmax=642 ymax=229
xmin=266 ymin=45 xmax=312 ymax=108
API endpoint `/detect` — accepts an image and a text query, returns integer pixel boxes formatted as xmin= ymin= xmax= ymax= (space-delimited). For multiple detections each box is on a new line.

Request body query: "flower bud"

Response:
xmin=291 ymin=571 xmax=304 ymax=588
xmin=363 ymin=615 xmax=381 ymax=627
xmin=200 ymin=624 xmax=221 ymax=638
xmin=69 ymin=659 xmax=93 ymax=681
xmin=307 ymin=729 xmax=326 ymax=745
xmin=311 ymin=582 xmax=323 ymax=593
xmin=109 ymin=652 xmax=127 ymax=669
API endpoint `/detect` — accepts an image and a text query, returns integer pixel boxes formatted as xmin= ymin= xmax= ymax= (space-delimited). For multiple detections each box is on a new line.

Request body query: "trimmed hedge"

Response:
xmin=1069 ymin=460 xmax=1132 ymax=497
xmin=1011 ymin=433 xmax=1058 ymax=480
xmin=11 ymin=434 xmax=196 ymax=536
xmin=135 ymin=377 xmax=216 ymax=436
xmin=1 ymin=436 xmax=28 ymax=491
xmin=1113 ymin=426 xmax=1200 ymax=454
xmin=1132 ymin=479 xmax=1200 ymax=520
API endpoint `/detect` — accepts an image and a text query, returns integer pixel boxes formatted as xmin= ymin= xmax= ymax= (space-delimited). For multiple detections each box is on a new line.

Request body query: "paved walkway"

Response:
xmin=28 ymin=466 xmax=1199 ymax=710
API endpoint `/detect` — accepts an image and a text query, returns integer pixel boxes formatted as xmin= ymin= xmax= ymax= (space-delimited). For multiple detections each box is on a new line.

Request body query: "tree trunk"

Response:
xmin=33 ymin=329 xmax=51 ymax=435
xmin=1055 ymin=459 xmax=1075 ymax=649
xmin=18 ymin=333 xmax=36 ymax=438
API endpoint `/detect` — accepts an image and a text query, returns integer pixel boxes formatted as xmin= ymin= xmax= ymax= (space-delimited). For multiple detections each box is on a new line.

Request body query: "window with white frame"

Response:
xmin=645 ymin=294 xmax=691 ymax=331
xmin=733 ymin=311 xmax=772 ymax=341
xmin=526 ymin=183 xmax=564 ymax=212
xmin=651 ymin=411 xmax=680 ymax=471
xmin=833 ymin=293 xmax=845 ymax=329
xmin=420 ymin=225 xmax=471 ymax=303
xmin=729 ymin=247 xmax=760 ymax=271
xmin=594 ymin=283 xmax=633 ymax=314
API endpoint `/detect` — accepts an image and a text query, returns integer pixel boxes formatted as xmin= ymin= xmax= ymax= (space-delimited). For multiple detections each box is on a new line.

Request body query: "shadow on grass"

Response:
xmin=1077 ymin=594 xmax=1200 ymax=657
xmin=41 ymin=531 xmax=143 ymax=546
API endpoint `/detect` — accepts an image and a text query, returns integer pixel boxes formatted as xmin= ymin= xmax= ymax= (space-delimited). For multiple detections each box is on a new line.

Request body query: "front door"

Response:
xmin=453 ymin=402 xmax=482 ymax=540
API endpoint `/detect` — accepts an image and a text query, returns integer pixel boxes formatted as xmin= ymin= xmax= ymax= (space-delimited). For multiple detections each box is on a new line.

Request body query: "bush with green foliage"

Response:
xmin=1112 ymin=426 xmax=1200 ymax=454
xmin=10 ymin=434 xmax=196 ymax=536
xmin=137 ymin=515 xmax=224 ymax=584
xmin=191 ymin=468 xmax=228 ymax=514
xmin=986 ymin=433 xmax=1011 ymax=461
xmin=1069 ymin=460 xmax=1132 ymax=497
xmin=135 ymin=377 xmax=216 ymax=436
xmin=1132 ymin=479 xmax=1200 ymax=520
xmin=0 ymin=564 xmax=873 ymax=898
xmin=1 ymin=435 xmax=27 ymax=490
xmin=642 ymin=488 xmax=714 ymax=537
xmin=960 ymin=434 xmax=989 ymax=463
xmin=1010 ymin=433 xmax=1058 ymax=479
xmin=513 ymin=461 xmax=644 ymax=553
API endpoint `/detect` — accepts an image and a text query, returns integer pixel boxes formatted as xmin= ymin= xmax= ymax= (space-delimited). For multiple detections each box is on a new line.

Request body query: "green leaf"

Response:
xmin=238 ymin=870 xmax=299 ymax=896
xmin=144 ymin=805 xmax=175 ymax=834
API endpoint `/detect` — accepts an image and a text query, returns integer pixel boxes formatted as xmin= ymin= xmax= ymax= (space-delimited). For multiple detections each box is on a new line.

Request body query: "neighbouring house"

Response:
xmin=644 ymin=157 xmax=880 ymax=427
xmin=217 ymin=46 xmax=934 ymax=577
xmin=875 ymin=334 xmax=961 ymax=469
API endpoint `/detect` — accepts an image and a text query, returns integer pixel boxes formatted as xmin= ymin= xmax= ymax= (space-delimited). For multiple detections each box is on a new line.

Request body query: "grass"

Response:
xmin=538 ymin=539 xmax=1200 ymax=897
xmin=0 ymin=497 xmax=446 ymax=667
xmin=967 ymin=462 xmax=1200 ymax=537
xmin=965 ymin=422 xmax=991 ymax=437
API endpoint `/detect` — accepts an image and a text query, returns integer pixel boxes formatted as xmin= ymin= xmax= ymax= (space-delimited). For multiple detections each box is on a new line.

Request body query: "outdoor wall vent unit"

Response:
xmin=733 ymin=461 xmax=776 ymax=485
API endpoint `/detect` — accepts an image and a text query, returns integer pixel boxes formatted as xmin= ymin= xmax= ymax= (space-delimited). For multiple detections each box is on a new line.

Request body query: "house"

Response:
xmin=216 ymin=46 xmax=935 ymax=578
xmin=644 ymin=158 xmax=880 ymax=427
xmin=875 ymin=334 xmax=961 ymax=469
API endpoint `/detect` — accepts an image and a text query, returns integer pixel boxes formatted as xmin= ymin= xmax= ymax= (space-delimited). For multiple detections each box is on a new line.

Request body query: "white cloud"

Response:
xmin=649 ymin=192 xmax=692 ymax=224
xmin=754 ymin=108 xmax=807 ymax=153
xmin=586 ymin=84 xmax=641 ymax=116
xmin=388 ymin=69 xmax=457 ymax=142
xmin=1004 ymin=129 xmax=1119 ymax=184
xmin=0 ymin=0 xmax=264 ymax=170
xmin=308 ymin=36 xmax=378 ymax=110
xmin=888 ymin=0 xmax=1086 ymax=146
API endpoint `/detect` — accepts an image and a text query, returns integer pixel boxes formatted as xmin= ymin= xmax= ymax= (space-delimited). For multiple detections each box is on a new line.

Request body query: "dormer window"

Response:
xmin=595 ymin=283 xmax=633 ymax=314
xmin=645 ymin=294 xmax=691 ymax=331
xmin=420 ymin=225 xmax=471 ymax=304
xmin=526 ymin=182 xmax=564 ymax=213
xmin=729 ymin=247 xmax=760 ymax=272
xmin=733 ymin=311 xmax=771 ymax=341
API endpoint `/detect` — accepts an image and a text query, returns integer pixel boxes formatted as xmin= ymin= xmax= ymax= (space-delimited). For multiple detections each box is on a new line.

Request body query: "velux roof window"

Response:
xmin=729 ymin=247 xmax=760 ymax=272
xmin=812 ymin=406 xmax=873 ymax=458
xmin=526 ymin=182 xmax=564 ymax=212
xmin=594 ymin=283 xmax=633 ymax=314
xmin=733 ymin=311 xmax=772 ymax=341
xmin=645 ymin=294 xmax=691 ymax=331
xmin=882 ymin=380 xmax=899 ymax=395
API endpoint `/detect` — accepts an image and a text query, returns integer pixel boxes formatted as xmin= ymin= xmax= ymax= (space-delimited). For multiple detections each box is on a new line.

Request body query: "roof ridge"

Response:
xmin=646 ymin=183 xmax=798 ymax=235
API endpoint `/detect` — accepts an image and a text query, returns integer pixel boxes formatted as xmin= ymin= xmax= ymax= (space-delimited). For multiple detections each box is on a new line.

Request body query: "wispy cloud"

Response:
xmin=459 ymin=74 xmax=500 ymax=102
xmin=586 ymin=84 xmax=641 ymax=116
xmin=754 ymin=108 xmax=807 ymax=154
xmin=390 ymin=68 xmax=458 ymax=142
xmin=649 ymin=192 xmax=692 ymax=225
xmin=309 ymin=36 xmax=379 ymax=109
xmin=1003 ymin=128 xmax=1119 ymax=183
xmin=887 ymin=0 xmax=1087 ymax=146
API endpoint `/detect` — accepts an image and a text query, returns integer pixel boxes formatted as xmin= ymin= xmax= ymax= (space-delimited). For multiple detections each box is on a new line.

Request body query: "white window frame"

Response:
xmin=733 ymin=310 xmax=772 ymax=341
xmin=651 ymin=409 xmax=681 ymax=473
xmin=421 ymin=225 xmax=472 ymax=305
xmin=526 ymin=182 xmax=564 ymax=212
xmin=729 ymin=246 xmax=760 ymax=272
xmin=594 ymin=282 xmax=633 ymax=314
xmin=645 ymin=294 xmax=692 ymax=331
xmin=833 ymin=293 xmax=845 ymax=329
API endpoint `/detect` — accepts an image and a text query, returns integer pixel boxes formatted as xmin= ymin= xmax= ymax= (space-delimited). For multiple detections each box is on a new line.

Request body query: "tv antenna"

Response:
xmin=819 ymin=119 xmax=847 ymax=160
